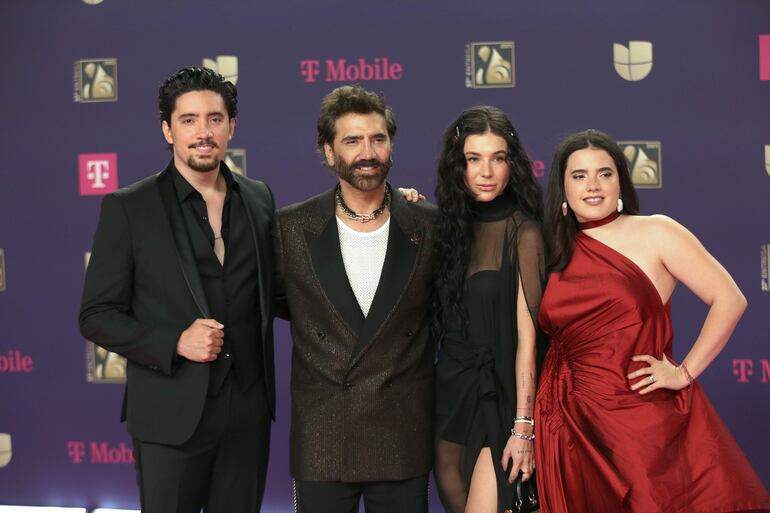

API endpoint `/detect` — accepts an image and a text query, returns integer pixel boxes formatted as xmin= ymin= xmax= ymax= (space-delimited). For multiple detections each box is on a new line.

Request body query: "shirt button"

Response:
xmin=223 ymin=353 xmax=231 ymax=359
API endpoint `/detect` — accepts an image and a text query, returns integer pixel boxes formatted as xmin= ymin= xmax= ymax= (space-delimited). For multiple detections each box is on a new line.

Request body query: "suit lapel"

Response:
xmin=307 ymin=213 xmax=366 ymax=338
xmin=156 ymin=165 xmax=211 ymax=318
xmin=233 ymin=172 xmax=271 ymax=327
xmin=349 ymin=191 xmax=422 ymax=361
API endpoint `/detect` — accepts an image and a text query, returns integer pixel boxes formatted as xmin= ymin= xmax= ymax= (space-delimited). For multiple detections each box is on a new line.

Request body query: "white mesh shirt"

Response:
xmin=335 ymin=216 xmax=390 ymax=317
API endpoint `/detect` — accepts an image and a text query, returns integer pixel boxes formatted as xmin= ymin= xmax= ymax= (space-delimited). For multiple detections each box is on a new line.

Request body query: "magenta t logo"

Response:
xmin=79 ymin=153 xmax=118 ymax=195
xmin=760 ymin=36 xmax=770 ymax=81
xmin=67 ymin=441 xmax=86 ymax=463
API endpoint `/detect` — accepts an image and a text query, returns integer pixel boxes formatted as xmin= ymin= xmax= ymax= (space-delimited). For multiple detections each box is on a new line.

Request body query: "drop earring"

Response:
xmin=561 ymin=201 xmax=568 ymax=217
xmin=617 ymin=198 xmax=624 ymax=213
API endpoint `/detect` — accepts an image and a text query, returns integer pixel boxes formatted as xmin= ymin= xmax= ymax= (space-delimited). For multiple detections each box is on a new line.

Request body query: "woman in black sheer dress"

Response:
xmin=433 ymin=106 xmax=548 ymax=513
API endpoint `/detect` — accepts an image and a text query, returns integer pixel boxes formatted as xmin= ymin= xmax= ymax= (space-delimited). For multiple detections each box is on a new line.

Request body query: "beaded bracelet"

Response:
xmin=680 ymin=362 xmax=694 ymax=388
xmin=511 ymin=429 xmax=535 ymax=441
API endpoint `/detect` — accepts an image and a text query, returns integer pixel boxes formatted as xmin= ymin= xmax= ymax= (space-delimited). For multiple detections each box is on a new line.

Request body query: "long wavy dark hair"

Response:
xmin=544 ymin=129 xmax=640 ymax=272
xmin=433 ymin=106 xmax=543 ymax=337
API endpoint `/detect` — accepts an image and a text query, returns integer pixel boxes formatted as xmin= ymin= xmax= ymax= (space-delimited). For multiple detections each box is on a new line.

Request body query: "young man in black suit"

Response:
xmin=80 ymin=67 xmax=275 ymax=513
xmin=272 ymin=85 xmax=436 ymax=513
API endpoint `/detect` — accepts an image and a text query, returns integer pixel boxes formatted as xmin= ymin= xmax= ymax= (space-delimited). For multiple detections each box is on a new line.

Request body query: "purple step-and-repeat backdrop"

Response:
xmin=1 ymin=0 xmax=768 ymax=510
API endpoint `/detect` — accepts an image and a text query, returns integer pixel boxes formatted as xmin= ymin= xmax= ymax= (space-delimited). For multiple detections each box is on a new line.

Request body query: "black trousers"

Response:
xmin=132 ymin=377 xmax=271 ymax=513
xmin=294 ymin=474 xmax=429 ymax=513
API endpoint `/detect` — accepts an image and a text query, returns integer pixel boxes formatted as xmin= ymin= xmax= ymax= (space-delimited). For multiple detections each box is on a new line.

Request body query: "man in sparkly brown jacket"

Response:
xmin=272 ymin=85 xmax=436 ymax=513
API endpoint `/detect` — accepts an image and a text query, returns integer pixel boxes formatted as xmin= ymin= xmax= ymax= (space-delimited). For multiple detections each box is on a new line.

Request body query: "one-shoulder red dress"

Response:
xmin=534 ymin=232 xmax=770 ymax=513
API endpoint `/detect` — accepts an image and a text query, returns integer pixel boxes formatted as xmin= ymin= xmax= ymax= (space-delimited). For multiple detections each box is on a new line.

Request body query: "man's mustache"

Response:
xmin=353 ymin=159 xmax=382 ymax=169
xmin=188 ymin=139 xmax=219 ymax=149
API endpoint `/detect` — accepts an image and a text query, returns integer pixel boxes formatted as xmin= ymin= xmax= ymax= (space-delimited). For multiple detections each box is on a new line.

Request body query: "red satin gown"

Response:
xmin=534 ymin=232 xmax=770 ymax=513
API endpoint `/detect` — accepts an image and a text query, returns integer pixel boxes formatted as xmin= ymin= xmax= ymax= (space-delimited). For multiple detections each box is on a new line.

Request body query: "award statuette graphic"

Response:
xmin=467 ymin=41 xmax=515 ymax=88
xmin=225 ymin=149 xmax=247 ymax=176
xmin=0 ymin=433 xmax=11 ymax=468
xmin=86 ymin=342 xmax=128 ymax=383
xmin=620 ymin=141 xmax=661 ymax=188
xmin=74 ymin=58 xmax=118 ymax=102
xmin=0 ymin=248 xmax=5 ymax=292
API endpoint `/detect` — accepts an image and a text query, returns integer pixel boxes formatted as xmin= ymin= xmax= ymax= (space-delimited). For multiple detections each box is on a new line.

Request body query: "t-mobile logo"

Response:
xmin=87 ymin=160 xmax=110 ymax=187
xmin=761 ymin=36 xmax=770 ymax=81
xmin=79 ymin=153 xmax=118 ymax=195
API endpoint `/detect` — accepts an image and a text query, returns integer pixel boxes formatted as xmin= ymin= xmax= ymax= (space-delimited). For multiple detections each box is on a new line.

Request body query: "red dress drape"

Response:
xmin=534 ymin=233 xmax=770 ymax=513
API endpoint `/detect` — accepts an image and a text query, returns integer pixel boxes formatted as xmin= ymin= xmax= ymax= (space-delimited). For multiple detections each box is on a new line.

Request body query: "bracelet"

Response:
xmin=511 ymin=429 xmax=535 ymax=441
xmin=680 ymin=362 xmax=694 ymax=388
xmin=513 ymin=418 xmax=534 ymax=426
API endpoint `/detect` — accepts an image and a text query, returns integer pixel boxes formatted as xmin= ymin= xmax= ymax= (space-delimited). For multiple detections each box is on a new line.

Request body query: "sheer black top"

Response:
xmin=435 ymin=195 xmax=547 ymax=513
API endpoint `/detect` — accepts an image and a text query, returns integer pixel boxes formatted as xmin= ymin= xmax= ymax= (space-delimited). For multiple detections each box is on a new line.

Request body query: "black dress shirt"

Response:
xmin=171 ymin=164 xmax=262 ymax=394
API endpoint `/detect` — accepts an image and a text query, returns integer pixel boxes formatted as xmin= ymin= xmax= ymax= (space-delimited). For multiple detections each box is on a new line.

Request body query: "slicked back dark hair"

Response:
xmin=316 ymin=85 xmax=396 ymax=166
xmin=433 ymin=105 xmax=543 ymax=336
xmin=158 ymin=66 xmax=237 ymax=126
xmin=544 ymin=129 xmax=640 ymax=272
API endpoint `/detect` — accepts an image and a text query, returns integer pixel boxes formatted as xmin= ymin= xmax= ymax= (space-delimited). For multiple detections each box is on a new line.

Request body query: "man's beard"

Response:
xmin=186 ymin=140 xmax=221 ymax=172
xmin=186 ymin=155 xmax=220 ymax=173
xmin=332 ymin=154 xmax=392 ymax=192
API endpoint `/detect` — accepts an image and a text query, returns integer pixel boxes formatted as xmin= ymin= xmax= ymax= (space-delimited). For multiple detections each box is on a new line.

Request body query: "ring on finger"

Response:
xmin=648 ymin=374 xmax=655 ymax=384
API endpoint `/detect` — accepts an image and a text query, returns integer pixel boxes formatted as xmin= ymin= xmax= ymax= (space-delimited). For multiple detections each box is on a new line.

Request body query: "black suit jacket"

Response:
xmin=79 ymin=162 xmax=275 ymax=445
xmin=273 ymin=185 xmax=436 ymax=482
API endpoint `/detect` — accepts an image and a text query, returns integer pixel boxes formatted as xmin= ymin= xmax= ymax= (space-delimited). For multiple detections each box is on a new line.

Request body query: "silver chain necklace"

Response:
xmin=335 ymin=185 xmax=391 ymax=223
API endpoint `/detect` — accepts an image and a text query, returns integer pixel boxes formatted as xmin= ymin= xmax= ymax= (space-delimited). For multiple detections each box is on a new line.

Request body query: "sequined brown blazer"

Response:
xmin=272 ymin=185 xmax=436 ymax=482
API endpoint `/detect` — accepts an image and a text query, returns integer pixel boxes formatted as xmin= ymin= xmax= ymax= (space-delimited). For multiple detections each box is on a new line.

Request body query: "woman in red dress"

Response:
xmin=534 ymin=129 xmax=770 ymax=513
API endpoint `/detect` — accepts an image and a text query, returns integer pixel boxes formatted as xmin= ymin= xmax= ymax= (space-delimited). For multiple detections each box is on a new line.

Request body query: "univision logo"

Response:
xmin=203 ymin=55 xmax=238 ymax=85
xmin=764 ymin=145 xmax=770 ymax=176
xmin=613 ymin=41 xmax=653 ymax=82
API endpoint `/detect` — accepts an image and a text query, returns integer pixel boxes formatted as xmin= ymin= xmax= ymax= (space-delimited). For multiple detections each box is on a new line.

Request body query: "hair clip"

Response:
xmin=451 ymin=125 xmax=460 ymax=145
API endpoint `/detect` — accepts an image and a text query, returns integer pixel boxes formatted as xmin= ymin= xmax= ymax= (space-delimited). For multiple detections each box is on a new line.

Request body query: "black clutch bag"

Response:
xmin=509 ymin=472 xmax=539 ymax=513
